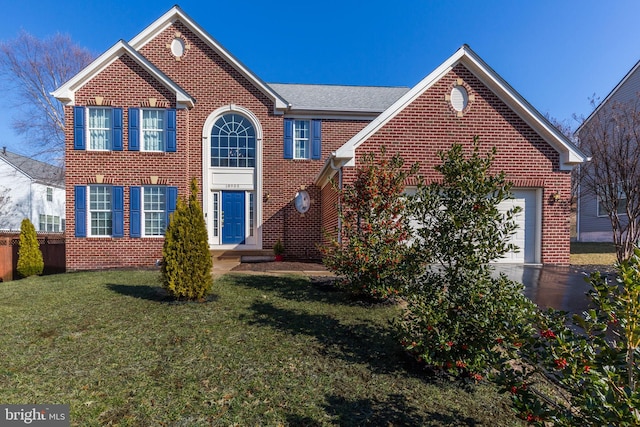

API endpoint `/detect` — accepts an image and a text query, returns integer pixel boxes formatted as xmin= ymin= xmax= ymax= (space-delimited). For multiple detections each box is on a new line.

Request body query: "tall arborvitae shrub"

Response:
xmin=17 ymin=218 xmax=44 ymax=278
xmin=161 ymin=179 xmax=213 ymax=300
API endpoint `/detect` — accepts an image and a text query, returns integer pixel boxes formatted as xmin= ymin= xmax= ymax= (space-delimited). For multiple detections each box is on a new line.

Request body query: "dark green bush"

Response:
xmin=17 ymin=218 xmax=44 ymax=278
xmin=161 ymin=179 xmax=213 ymax=300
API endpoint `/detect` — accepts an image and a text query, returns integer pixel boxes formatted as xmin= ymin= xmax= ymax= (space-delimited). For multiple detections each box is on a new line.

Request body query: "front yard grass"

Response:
xmin=0 ymin=271 xmax=523 ymax=426
xmin=570 ymin=241 xmax=617 ymax=265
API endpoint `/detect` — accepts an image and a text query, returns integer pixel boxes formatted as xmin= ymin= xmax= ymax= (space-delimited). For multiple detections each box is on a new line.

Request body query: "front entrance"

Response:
xmin=203 ymin=106 xmax=262 ymax=249
xmin=221 ymin=191 xmax=245 ymax=244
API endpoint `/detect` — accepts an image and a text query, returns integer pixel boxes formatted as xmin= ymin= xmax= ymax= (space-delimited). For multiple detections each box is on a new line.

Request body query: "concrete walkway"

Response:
xmin=212 ymin=260 xmax=334 ymax=278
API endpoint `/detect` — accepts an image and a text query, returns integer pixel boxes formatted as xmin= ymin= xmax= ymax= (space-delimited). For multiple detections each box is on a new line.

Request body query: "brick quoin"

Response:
xmin=62 ymin=9 xmax=576 ymax=270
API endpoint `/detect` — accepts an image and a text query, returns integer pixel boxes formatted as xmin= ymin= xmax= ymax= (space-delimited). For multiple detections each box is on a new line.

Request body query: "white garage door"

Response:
xmin=496 ymin=189 xmax=539 ymax=264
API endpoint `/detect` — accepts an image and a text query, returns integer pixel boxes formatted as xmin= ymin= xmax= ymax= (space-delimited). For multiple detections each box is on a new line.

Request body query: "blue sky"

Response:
xmin=1 ymin=0 xmax=639 ymax=158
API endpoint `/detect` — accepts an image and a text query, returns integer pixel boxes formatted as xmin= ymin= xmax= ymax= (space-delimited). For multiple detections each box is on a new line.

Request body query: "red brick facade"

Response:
xmin=58 ymin=7 xmax=582 ymax=270
xmin=348 ymin=64 xmax=573 ymax=264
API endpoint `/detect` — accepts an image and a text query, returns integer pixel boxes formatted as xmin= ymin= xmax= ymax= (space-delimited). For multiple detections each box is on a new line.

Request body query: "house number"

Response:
xmin=225 ymin=184 xmax=240 ymax=189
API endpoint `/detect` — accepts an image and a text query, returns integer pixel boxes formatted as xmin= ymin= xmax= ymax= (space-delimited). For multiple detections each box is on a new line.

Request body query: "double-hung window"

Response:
xmin=88 ymin=108 xmax=112 ymax=150
xmin=128 ymin=108 xmax=177 ymax=152
xmin=597 ymin=182 xmax=628 ymax=217
xmin=130 ymin=186 xmax=177 ymax=238
xmin=143 ymin=187 xmax=166 ymax=236
xmin=74 ymin=185 xmax=124 ymax=238
xmin=142 ymin=109 xmax=165 ymax=152
xmin=293 ymin=120 xmax=309 ymax=159
xmin=73 ymin=106 xmax=123 ymax=151
xmin=89 ymin=186 xmax=113 ymax=236
xmin=284 ymin=118 xmax=322 ymax=160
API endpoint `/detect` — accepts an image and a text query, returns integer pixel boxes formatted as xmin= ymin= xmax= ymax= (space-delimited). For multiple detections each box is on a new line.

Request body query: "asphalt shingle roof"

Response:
xmin=268 ymin=83 xmax=410 ymax=113
xmin=0 ymin=150 xmax=64 ymax=187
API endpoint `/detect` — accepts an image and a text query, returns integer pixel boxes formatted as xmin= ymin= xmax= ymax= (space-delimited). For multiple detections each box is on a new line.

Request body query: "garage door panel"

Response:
xmin=496 ymin=190 xmax=538 ymax=264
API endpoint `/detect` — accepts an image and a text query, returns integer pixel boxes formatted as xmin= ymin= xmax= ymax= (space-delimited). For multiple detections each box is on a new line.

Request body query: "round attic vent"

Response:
xmin=450 ymin=85 xmax=468 ymax=112
xmin=171 ymin=38 xmax=185 ymax=58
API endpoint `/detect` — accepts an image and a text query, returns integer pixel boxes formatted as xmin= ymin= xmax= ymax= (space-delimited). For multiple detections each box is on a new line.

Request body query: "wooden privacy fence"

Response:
xmin=0 ymin=232 xmax=65 ymax=282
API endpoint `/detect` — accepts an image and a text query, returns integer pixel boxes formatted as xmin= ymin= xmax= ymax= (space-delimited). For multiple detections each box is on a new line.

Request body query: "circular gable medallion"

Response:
xmin=170 ymin=38 xmax=185 ymax=58
xmin=450 ymin=85 xmax=469 ymax=112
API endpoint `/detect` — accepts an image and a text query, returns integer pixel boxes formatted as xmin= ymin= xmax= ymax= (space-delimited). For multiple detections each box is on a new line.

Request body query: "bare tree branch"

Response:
xmin=0 ymin=31 xmax=94 ymax=164
xmin=578 ymin=97 xmax=640 ymax=261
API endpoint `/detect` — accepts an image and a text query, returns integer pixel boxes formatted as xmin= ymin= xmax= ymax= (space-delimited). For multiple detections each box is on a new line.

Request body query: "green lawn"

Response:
xmin=0 ymin=271 xmax=523 ymax=426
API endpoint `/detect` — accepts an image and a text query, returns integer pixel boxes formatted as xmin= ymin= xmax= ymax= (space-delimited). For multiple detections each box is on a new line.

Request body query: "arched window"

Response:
xmin=210 ymin=113 xmax=256 ymax=167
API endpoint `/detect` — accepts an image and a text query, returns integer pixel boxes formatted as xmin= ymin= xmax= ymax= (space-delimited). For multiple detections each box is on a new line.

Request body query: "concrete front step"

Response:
xmin=211 ymin=249 xmax=274 ymax=263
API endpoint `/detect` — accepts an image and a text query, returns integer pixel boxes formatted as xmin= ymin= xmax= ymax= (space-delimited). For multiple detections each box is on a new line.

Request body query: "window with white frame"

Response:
xmin=39 ymin=214 xmax=61 ymax=232
xmin=597 ymin=182 xmax=628 ymax=217
xmin=89 ymin=185 xmax=112 ymax=236
xmin=212 ymin=192 xmax=219 ymax=237
xmin=210 ymin=114 xmax=256 ymax=167
xmin=88 ymin=108 xmax=112 ymax=150
xmin=46 ymin=187 xmax=53 ymax=202
xmin=294 ymin=120 xmax=310 ymax=159
xmin=142 ymin=109 xmax=165 ymax=151
xmin=143 ymin=186 xmax=166 ymax=236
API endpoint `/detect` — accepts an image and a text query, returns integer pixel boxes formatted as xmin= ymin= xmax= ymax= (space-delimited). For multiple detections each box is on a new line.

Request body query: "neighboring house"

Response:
xmin=52 ymin=6 xmax=587 ymax=270
xmin=575 ymin=59 xmax=640 ymax=242
xmin=0 ymin=148 xmax=65 ymax=232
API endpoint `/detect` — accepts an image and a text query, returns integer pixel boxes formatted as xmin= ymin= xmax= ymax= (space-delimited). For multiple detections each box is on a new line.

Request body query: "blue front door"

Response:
xmin=222 ymin=191 xmax=245 ymax=244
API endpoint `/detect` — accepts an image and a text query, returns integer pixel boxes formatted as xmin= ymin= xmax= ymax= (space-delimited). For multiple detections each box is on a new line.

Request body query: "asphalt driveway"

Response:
xmin=494 ymin=264 xmax=615 ymax=314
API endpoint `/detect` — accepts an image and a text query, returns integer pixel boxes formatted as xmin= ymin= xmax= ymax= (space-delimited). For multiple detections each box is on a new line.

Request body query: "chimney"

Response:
xmin=2 ymin=147 xmax=5 ymax=155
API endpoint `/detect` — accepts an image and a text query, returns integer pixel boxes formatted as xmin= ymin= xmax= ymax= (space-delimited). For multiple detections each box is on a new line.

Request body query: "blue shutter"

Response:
xmin=74 ymin=186 xmax=87 ymax=237
xmin=112 ymin=108 xmax=123 ymax=151
xmin=311 ymin=119 xmax=322 ymax=160
xmin=112 ymin=186 xmax=124 ymax=238
xmin=74 ymin=107 xmax=85 ymax=150
xmin=130 ymin=186 xmax=141 ymax=238
xmin=166 ymin=109 xmax=177 ymax=152
xmin=284 ymin=118 xmax=293 ymax=159
xmin=166 ymin=187 xmax=178 ymax=229
xmin=128 ymin=108 xmax=140 ymax=151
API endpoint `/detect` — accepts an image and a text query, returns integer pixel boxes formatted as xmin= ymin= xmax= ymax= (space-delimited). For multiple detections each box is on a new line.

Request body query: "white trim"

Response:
xmin=331 ymin=45 xmax=588 ymax=171
xmin=128 ymin=6 xmax=288 ymax=112
xmin=202 ymin=105 xmax=263 ymax=250
xmin=51 ymin=40 xmax=194 ymax=109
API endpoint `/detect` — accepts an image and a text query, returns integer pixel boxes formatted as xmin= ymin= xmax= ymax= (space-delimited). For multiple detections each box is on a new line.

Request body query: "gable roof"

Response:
xmin=576 ymin=58 xmax=640 ymax=134
xmin=0 ymin=150 xmax=64 ymax=187
xmin=128 ymin=5 xmax=288 ymax=112
xmin=52 ymin=39 xmax=195 ymax=109
xmin=326 ymin=45 xmax=587 ymax=177
xmin=268 ymin=83 xmax=409 ymax=116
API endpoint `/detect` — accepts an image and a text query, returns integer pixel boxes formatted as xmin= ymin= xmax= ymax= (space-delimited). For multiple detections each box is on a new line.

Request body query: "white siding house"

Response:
xmin=0 ymin=148 xmax=65 ymax=232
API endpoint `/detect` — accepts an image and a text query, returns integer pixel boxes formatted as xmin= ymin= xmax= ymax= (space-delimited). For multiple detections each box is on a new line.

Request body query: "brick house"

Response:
xmin=53 ymin=6 xmax=586 ymax=270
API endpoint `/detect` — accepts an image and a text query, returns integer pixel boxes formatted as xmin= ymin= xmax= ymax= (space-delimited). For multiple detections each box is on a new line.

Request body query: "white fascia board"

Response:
xmin=129 ymin=6 xmax=288 ymax=112
xmin=461 ymin=49 xmax=588 ymax=170
xmin=333 ymin=47 xmax=465 ymax=161
xmin=51 ymin=40 xmax=195 ymax=109
xmin=334 ymin=45 xmax=588 ymax=170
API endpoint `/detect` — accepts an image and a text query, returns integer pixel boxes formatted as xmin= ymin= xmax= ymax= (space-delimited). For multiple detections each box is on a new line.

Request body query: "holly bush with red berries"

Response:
xmin=320 ymin=147 xmax=420 ymax=301
xmin=394 ymin=138 xmax=537 ymax=380
xmin=495 ymin=248 xmax=640 ymax=426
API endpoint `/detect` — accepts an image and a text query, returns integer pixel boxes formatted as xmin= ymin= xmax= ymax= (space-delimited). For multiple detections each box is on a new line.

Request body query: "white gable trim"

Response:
xmin=333 ymin=45 xmax=587 ymax=171
xmin=129 ymin=6 xmax=289 ymax=112
xmin=51 ymin=40 xmax=195 ymax=109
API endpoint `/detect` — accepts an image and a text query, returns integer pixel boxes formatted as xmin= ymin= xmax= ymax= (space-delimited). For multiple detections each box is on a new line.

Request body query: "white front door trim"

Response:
xmin=202 ymin=104 xmax=263 ymax=249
